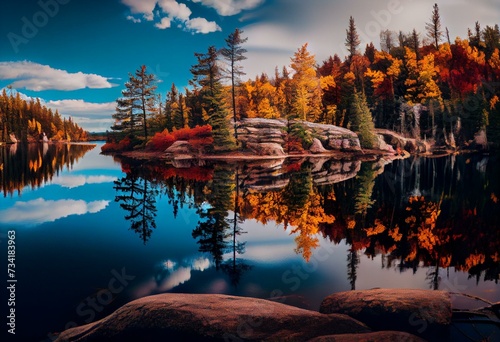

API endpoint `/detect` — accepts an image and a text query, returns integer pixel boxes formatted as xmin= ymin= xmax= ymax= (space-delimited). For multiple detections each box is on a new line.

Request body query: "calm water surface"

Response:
xmin=0 ymin=142 xmax=499 ymax=340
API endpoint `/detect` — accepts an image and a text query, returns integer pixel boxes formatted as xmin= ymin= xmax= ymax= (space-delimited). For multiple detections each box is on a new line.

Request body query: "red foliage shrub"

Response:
xmin=101 ymin=136 xmax=133 ymax=153
xmin=148 ymin=130 xmax=175 ymax=151
xmin=101 ymin=141 xmax=119 ymax=153
xmin=146 ymin=125 xmax=213 ymax=152
xmin=159 ymin=166 xmax=214 ymax=182
xmin=286 ymin=162 xmax=302 ymax=172
xmin=188 ymin=125 xmax=212 ymax=138
xmin=285 ymin=136 xmax=305 ymax=154
xmin=172 ymin=127 xmax=190 ymax=141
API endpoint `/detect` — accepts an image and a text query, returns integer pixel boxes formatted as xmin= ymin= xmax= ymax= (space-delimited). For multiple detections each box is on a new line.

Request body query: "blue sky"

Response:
xmin=1 ymin=0 xmax=499 ymax=132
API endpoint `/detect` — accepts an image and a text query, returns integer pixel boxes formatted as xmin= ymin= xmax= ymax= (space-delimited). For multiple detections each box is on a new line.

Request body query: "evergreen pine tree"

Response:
xmin=350 ymin=91 xmax=377 ymax=149
xmin=345 ymin=16 xmax=361 ymax=60
xmin=220 ymin=28 xmax=248 ymax=139
xmin=426 ymin=3 xmax=443 ymax=50
xmin=191 ymin=46 xmax=235 ymax=150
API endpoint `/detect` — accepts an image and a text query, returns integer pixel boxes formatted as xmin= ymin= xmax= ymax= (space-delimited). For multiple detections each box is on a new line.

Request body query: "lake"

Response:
xmin=1 ymin=142 xmax=499 ymax=341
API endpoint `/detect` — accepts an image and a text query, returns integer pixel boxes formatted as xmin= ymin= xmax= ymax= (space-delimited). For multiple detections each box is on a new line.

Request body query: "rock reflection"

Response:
xmin=113 ymin=153 xmax=500 ymax=287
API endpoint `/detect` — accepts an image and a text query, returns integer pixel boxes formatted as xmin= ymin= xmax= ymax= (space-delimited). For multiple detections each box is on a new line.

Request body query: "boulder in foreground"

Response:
xmin=308 ymin=330 xmax=427 ymax=342
xmin=320 ymin=288 xmax=451 ymax=341
xmin=56 ymin=293 xmax=370 ymax=342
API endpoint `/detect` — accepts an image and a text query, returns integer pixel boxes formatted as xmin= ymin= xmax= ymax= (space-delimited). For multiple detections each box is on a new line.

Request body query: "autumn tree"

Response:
xmin=349 ymin=55 xmax=371 ymax=95
xmin=345 ymin=16 xmax=361 ymax=60
xmin=274 ymin=66 xmax=294 ymax=118
xmin=449 ymin=38 xmax=486 ymax=98
xmin=404 ymin=47 xmax=421 ymax=105
xmin=220 ymin=28 xmax=248 ymax=139
xmin=364 ymin=51 xmax=402 ymax=126
xmin=318 ymin=55 xmax=343 ymax=125
xmin=290 ymin=43 xmax=323 ymax=121
xmin=426 ymin=3 xmax=443 ymax=50
xmin=241 ymin=74 xmax=278 ymax=119
xmin=0 ymin=89 xmax=87 ymax=143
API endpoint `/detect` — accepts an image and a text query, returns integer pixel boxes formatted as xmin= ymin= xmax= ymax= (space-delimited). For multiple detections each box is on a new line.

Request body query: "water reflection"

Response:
xmin=113 ymin=161 xmax=159 ymax=244
xmin=0 ymin=142 xmax=95 ymax=196
xmin=112 ymin=154 xmax=500 ymax=290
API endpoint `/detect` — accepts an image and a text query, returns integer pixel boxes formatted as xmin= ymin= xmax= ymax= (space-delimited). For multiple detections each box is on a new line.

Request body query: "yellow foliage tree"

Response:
xmin=290 ymin=43 xmax=323 ymax=121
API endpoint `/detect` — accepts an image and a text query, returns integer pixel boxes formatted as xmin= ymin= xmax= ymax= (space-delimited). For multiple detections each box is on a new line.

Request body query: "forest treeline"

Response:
xmin=107 ymin=3 xmax=499 ymax=151
xmin=0 ymin=89 xmax=88 ymax=143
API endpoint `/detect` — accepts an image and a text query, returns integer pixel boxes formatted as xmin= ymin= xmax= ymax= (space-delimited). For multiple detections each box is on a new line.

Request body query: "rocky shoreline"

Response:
xmin=115 ymin=118 xmax=446 ymax=164
xmin=55 ymin=289 xmax=451 ymax=341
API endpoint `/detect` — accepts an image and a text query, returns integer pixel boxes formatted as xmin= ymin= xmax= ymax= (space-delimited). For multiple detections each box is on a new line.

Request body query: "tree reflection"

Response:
xmin=349 ymin=155 xmax=500 ymax=287
xmin=241 ymin=162 xmax=335 ymax=261
xmin=354 ymin=162 xmax=378 ymax=217
xmin=347 ymin=248 xmax=359 ymax=290
xmin=110 ymin=153 xmax=500 ymax=287
xmin=192 ymin=166 xmax=234 ymax=268
xmin=192 ymin=166 xmax=251 ymax=285
xmin=0 ymin=143 xmax=95 ymax=196
xmin=221 ymin=168 xmax=252 ymax=286
xmin=114 ymin=163 xmax=158 ymax=244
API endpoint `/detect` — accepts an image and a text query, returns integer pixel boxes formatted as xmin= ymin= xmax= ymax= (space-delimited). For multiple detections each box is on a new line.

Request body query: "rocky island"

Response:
xmin=107 ymin=118 xmax=441 ymax=166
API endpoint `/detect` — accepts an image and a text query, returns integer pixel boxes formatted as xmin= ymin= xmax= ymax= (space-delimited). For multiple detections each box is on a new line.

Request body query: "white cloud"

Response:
xmin=0 ymin=61 xmax=116 ymax=91
xmin=0 ymin=198 xmax=109 ymax=225
xmin=126 ymin=15 xmax=141 ymax=23
xmin=192 ymin=257 xmax=211 ymax=271
xmin=121 ymin=0 xmax=157 ymax=20
xmin=51 ymin=175 xmax=117 ymax=189
xmin=185 ymin=17 xmax=221 ymax=34
xmin=243 ymin=23 xmax=303 ymax=52
xmin=192 ymin=0 xmax=264 ymax=16
xmin=155 ymin=17 xmax=171 ymax=29
xmin=159 ymin=266 xmax=192 ymax=291
xmin=132 ymin=257 xmax=212 ymax=298
xmin=44 ymin=99 xmax=116 ymax=132
xmin=159 ymin=0 xmax=192 ymax=21
xmin=239 ymin=22 xmax=306 ymax=80
xmin=121 ymin=0 xmax=231 ymax=34
xmin=70 ymin=117 xmax=114 ymax=132
xmin=46 ymin=99 xmax=115 ymax=115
